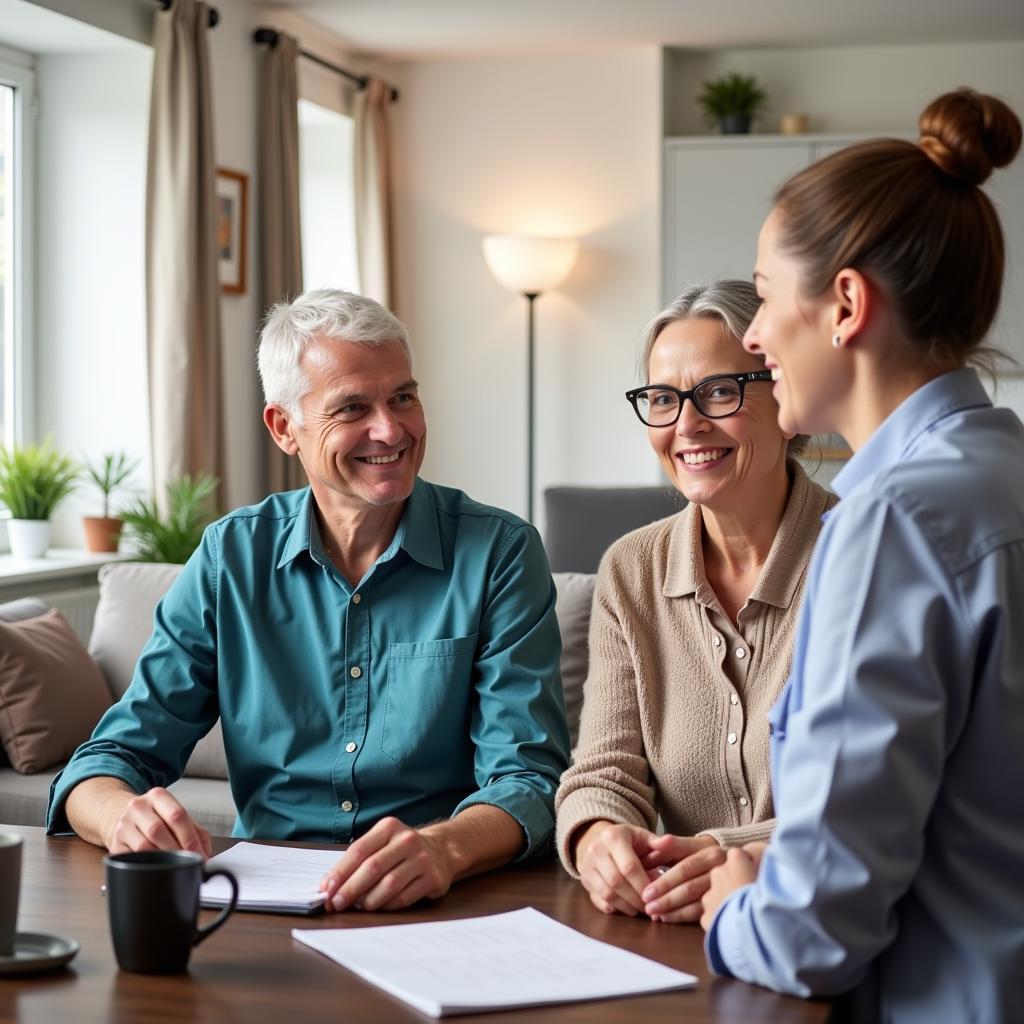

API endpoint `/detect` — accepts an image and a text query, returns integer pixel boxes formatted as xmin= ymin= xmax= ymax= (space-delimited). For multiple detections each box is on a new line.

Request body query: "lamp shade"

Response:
xmin=482 ymin=235 xmax=579 ymax=295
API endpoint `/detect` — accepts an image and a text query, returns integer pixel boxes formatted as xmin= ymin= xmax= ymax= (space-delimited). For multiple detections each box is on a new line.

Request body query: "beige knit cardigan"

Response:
xmin=556 ymin=464 xmax=836 ymax=875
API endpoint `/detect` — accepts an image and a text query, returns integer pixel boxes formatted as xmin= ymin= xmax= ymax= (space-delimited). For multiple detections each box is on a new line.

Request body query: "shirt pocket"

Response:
xmin=381 ymin=634 xmax=479 ymax=766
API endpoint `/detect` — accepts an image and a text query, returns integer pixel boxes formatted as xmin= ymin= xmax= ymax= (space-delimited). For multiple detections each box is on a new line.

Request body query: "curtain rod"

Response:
xmin=253 ymin=27 xmax=399 ymax=103
xmin=155 ymin=0 xmax=220 ymax=29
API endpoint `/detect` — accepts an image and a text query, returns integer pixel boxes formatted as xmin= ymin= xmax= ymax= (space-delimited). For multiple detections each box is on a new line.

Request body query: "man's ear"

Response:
xmin=263 ymin=404 xmax=300 ymax=455
xmin=831 ymin=268 xmax=873 ymax=346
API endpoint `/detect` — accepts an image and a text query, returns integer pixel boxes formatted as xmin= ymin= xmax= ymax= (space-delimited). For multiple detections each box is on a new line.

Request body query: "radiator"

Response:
xmin=39 ymin=586 xmax=100 ymax=646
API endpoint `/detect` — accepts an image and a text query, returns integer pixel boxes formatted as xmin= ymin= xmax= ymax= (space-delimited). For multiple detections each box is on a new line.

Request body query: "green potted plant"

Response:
xmin=0 ymin=440 xmax=80 ymax=559
xmin=697 ymin=72 xmax=768 ymax=134
xmin=120 ymin=473 xmax=218 ymax=564
xmin=82 ymin=451 xmax=139 ymax=553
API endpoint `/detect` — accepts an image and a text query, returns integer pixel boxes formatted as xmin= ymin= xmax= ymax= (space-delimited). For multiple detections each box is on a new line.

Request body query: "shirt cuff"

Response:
xmin=46 ymin=757 xmax=150 ymax=836
xmin=453 ymin=779 xmax=555 ymax=861
xmin=704 ymin=884 xmax=753 ymax=979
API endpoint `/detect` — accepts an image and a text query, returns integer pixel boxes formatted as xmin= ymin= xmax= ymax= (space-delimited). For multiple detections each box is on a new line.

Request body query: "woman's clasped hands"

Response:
xmin=574 ymin=821 xmax=728 ymax=924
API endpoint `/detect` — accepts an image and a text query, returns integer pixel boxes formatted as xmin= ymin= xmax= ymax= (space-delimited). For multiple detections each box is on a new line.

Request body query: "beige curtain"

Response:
xmin=146 ymin=0 xmax=223 ymax=510
xmin=354 ymin=78 xmax=394 ymax=308
xmin=258 ymin=32 xmax=306 ymax=494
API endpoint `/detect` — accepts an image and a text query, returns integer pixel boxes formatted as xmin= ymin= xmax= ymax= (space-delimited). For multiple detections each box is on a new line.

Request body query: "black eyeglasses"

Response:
xmin=625 ymin=371 xmax=773 ymax=427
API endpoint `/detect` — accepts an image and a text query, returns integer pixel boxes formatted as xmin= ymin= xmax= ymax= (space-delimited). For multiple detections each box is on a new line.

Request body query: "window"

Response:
xmin=298 ymin=98 xmax=359 ymax=293
xmin=0 ymin=51 xmax=34 ymax=449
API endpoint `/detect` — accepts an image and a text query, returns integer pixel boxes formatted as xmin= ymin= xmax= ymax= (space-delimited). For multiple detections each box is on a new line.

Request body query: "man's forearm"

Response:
xmin=64 ymin=777 xmax=137 ymax=849
xmin=420 ymin=804 xmax=525 ymax=881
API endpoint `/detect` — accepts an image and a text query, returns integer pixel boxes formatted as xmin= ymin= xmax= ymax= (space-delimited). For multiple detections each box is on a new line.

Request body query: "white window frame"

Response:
xmin=0 ymin=44 xmax=36 ymax=447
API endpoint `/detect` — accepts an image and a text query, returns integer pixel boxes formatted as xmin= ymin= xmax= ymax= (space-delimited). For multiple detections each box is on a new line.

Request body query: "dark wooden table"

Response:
xmin=0 ymin=827 xmax=831 ymax=1023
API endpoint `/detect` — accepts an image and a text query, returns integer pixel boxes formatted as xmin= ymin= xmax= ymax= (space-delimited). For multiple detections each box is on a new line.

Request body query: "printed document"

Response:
xmin=202 ymin=842 xmax=343 ymax=914
xmin=292 ymin=906 xmax=697 ymax=1016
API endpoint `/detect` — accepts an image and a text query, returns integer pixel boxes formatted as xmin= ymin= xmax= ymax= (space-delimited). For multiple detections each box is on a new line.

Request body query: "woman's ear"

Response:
xmin=831 ymin=268 xmax=872 ymax=346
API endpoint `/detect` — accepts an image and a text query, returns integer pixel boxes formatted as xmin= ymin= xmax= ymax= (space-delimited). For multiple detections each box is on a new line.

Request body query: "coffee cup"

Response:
xmin=0 ymin=834 xmax=22 ymax=957
xmin=104 ymin=850 xmax=238 ymax=974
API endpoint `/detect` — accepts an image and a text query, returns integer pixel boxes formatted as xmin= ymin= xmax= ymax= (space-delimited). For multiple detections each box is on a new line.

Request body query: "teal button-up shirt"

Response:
xmin=47 ymin=479 xmax=570 ymax=857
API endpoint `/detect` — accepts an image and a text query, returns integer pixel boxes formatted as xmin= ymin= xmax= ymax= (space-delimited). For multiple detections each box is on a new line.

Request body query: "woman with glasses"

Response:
xmin=555 ymin=279 xmax=835 ymax=923
xmin=699 ymin=90 xmax=1024 ymax=1021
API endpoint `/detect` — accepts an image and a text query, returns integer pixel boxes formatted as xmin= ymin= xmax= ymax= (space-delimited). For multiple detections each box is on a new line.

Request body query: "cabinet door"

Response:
xmin=662 ymin=142 xmax=807 ymax=303
xmin=986 ymin=157 xmax=1024 ymax=368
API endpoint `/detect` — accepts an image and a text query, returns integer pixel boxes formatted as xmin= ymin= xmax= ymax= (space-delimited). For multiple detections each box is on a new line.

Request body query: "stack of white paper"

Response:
xmin=293 ymin=907 xmax=697 ymax=1016
xmin=201 ymin=842 xmax=344 ymax=915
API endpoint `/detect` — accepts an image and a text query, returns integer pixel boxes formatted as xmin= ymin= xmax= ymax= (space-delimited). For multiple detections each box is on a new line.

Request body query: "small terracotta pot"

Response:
xmin=83 ymin=516 xmax=124 ymax=553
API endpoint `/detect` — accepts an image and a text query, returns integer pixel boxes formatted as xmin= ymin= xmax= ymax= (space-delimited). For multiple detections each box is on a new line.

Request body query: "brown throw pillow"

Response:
xmin=0 ymin=609 xmax=112 ymax=774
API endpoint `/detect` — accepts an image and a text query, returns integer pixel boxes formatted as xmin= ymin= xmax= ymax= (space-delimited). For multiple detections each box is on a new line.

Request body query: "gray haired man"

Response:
xmin=49 ymin=289 xmax=570 ymax=913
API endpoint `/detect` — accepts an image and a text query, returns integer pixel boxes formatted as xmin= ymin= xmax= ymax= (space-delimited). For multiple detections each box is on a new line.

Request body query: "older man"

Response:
xmin=47 ymin=289 xmax=569 ymax=912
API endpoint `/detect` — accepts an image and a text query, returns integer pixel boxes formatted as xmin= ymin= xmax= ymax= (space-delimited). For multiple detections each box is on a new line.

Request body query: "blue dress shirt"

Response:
xmin=47 ymin=479 xmax=570 ymax=855
xmin=706 ymin=369 xmax=1024 ymax=1022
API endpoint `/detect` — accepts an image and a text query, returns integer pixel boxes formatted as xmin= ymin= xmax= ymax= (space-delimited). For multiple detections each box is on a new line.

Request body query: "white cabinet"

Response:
xmin=662 ymin=134 xmax=1024 ymax=369
xmin=662 ymin=135 xmax=868 ymax=303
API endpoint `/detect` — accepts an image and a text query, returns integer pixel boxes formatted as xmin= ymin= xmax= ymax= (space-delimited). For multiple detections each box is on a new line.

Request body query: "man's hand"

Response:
xmin=573 ymin=821 xmax=660 ymax=917
xmin=105 ymin=787 xmax=212 ymax=857
xmin=640 ymin=833 xmax=726 ymax=924
xmin=700 ymin=846 xmax=758 ymax=931
xmin=320 ymin=817 xmax=455 ymax=912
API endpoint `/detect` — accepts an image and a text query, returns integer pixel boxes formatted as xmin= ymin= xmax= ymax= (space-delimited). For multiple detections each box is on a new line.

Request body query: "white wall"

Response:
xmin=392 ymin=48 xmax=664 ymax=523
xmin=35 ymin=48 xmax=152 ymax=546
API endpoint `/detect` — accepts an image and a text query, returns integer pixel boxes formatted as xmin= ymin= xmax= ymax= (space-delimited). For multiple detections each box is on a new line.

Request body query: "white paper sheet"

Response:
xmin=292 ymin=907 xmax=697 ymax=1016
xmin=201 ymin=842 xmax=343 ymax=914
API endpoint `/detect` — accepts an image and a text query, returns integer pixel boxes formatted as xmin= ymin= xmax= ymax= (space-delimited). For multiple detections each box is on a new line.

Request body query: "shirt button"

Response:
xmin=739 ymin=796 xmax=748 ymax=807
xmin=727 ymin=732 xmax=737 ymax=745
xmin=345 ymin=742 xmax=357 ymax=753
xmin=713 ymin=636 xmax=722 ymax=647
xmin=352 ymin=594 xmax=362 ymax=604
xmin=341 ymin=800 xmax=354 ymax=812
xmin=730 ymin=694 xmax=739 ymax=705
xmin=350 ymin=666 xmax=362 ymax=679
xmin=735 ymin=648 xmax=746 ymax=659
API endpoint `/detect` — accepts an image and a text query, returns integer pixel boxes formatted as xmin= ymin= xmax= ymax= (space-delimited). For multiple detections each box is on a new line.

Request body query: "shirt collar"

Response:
xmin=663 ymin=461 xmax=826 ymax=609
xmin=274 ymin=478 xmax=444 ymax=572
xmin=398 ymin=478 xmax=445 ymax=570
xmin=277 ymin=487 xmax=316 ymax=568
xmin=831 ymin=368 xmax=991 ymax=499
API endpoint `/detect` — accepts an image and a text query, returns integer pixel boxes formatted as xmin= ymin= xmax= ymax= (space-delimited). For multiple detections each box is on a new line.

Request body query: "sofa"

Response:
xmin=0 ymin=484 xmax=677 ymax=834
xmin=0 ymin=562 xmax=598 ymax=835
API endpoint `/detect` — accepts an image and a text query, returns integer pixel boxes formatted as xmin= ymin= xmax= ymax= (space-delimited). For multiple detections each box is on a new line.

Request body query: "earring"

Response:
xmin=832 ymin=334 xmax=842 ymax=348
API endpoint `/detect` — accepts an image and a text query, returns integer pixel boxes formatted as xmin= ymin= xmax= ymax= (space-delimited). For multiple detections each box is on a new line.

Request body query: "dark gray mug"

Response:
xmin=0 ymin=834 xmax=22 ymax=957
xmin=104 ymin=850 xmax=238 ymax=974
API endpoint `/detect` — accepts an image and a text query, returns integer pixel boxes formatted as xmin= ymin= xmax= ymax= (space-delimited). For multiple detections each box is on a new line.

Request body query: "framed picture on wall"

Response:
xmin=216 ymin=168 xmax=248 ymax=295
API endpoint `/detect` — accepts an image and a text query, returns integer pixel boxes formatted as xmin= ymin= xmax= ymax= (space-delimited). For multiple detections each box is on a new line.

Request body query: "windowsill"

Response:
xmin=0 ymin=548 xmax=129 ymax=585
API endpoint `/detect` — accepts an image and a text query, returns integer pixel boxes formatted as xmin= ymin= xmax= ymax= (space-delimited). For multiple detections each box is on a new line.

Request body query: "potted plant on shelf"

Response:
xmin=120 ymin=473 xmax=218 ymax=564
xmin=82 ymin=451 xmax=139 ymax=553
xmin=697 ymin=72 xmax=768 ymax=134
xmin=0 ymin=440 xmax=80 ymax=559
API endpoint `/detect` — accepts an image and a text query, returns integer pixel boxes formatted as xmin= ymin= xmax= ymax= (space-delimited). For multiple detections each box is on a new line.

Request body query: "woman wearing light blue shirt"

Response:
xmin=699 ymin=88 xmax=1024 ymax=1022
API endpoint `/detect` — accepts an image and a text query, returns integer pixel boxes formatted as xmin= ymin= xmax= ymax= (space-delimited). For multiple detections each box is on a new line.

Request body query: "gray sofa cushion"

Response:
xmin=89 ymin=562 xmax=227 ymax=780
xmin=0 ymin=765 xmax=236 ymax=834
xmin=544 ymin=485 xmax=684 ymax=574
xmin=0 ymin=598 xmax=49 ymax=623
xmin=552 ymin=572 xmax=596 ymax=750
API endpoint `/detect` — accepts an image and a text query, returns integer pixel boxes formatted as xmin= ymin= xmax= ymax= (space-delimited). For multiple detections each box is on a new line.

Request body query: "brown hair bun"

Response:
xmin=919 ymin=88 xmax=1022 ymax=186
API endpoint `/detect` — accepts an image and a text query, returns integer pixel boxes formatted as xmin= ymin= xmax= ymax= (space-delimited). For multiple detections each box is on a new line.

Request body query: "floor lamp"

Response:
xmin=482 ymin=235 xmax=579 ymax=523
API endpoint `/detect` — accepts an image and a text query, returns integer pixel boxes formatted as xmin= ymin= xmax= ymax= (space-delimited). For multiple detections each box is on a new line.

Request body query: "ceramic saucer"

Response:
xmin=0 ymin=932 xmax=79 ymax=975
